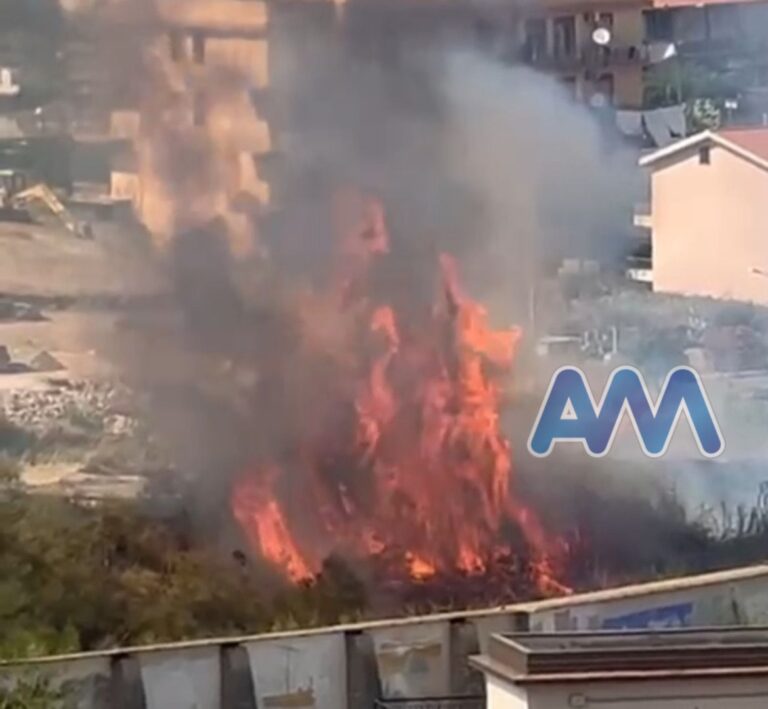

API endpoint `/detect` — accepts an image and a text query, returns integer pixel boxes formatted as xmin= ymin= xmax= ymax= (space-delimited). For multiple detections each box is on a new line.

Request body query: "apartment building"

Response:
xmin=57 ymin=0 xmax=273 ymax=252
xmin=508 ymin=0 xmax=768 ymax=113
xmin=511 ymin=0 xmax=647 ymax=108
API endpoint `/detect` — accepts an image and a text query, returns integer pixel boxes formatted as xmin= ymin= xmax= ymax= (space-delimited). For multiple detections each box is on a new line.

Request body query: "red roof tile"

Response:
xmin=719 ymin=127 xmax=768 ymax=162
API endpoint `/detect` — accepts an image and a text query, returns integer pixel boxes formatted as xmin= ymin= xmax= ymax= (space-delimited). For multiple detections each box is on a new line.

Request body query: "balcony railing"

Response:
xmin=634 ymin=203 xmax=651 ymax=229
xmin=674 ymin=36 xmax=768 ymax=59
xmin=520 ymin=43 xmax=649 ymax=70
xmin=626 ymin=256 xmax=653 ymax=284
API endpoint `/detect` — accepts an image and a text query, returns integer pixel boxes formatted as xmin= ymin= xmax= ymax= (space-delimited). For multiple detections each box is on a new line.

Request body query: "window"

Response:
xmin=523 ymin=18 xmax=547 ymax=62
xmin=192 ymin=33 xmax=206 ymax=64
xmin=553 ymin=16 xmax=576 ymax=59
xmin=744 ymin=4 xmax=768 ymax=42
xmin=673 ymin=8 xmax=708 ymax=43
xmin=169 ymin=31 xmax=183 ymax=62
xmin=699 ymin=146 xmax=711 ymax=164
xmin=598 ymin=11 xmax=614 ymax=29
xmin=644 ymin=10 xmax=674 ymax=42
xmin=707 ymin=5 xmax=742 ymax=41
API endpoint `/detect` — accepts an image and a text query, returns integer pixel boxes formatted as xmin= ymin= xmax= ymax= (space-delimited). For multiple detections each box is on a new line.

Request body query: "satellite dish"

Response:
xmin=592 ymin=27 xmax=611 ymax=46
xmin=661 ymin=43 xmax=677 ymax=60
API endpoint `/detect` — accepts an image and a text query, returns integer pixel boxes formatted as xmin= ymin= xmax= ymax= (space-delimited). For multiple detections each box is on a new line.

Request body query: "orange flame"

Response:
xmin=232 ymin=470 xmax=313 ymax=582
xmin=232 ymin=192 xmax=567 ymax=595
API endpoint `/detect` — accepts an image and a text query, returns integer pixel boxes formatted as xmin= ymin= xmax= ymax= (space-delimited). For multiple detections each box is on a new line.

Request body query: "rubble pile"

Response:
xmin=0 ymin=380 xmax=135 ymax=435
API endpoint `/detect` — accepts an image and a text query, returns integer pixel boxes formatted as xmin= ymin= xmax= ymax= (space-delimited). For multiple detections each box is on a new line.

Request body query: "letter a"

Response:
xmin=528 ymin=367 xmax=598 ymax=457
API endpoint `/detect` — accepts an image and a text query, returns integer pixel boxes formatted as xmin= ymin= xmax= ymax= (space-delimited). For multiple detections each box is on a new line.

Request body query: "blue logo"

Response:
xmin=528 ymin=366 xmax=724 ymax=458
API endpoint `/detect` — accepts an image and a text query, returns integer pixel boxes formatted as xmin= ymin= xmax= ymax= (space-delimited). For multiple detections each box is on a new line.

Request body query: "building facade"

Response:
xmin=109 ymin=0 xmax=272 ymax=254
xmin=639 ymin=127 xmax=768 ymax=304
xmin=509 ymin=0 xmax=648 ymax=108
xmin=503 ymin=0 xmax=768 ymax=115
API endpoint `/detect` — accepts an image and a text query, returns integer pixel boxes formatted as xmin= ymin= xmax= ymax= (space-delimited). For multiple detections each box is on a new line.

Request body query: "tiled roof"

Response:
xmin=719 ymin=127 xmax=768 ymax=162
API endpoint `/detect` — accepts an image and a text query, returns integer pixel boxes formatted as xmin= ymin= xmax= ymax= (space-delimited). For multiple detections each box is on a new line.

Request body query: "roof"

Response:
xmin=471 ymin=627 xmax=768 ymax=685
xmin=639 ymin=128 xmax=768 ymax=172
xmin=720 ymin=127 xmax=768 ymax=161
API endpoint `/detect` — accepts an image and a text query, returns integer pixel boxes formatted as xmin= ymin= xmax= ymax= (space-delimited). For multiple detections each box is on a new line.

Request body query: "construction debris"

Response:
xmin=0 ymin=381 xmax=124 ymax=432
xmin=29 ymin=350 xmax=65 ymax=373
xmin=0 ymin=298 xmax=46 ymax=322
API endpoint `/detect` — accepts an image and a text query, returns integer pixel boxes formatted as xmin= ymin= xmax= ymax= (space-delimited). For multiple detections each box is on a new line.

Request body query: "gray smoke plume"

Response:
xmin=269 ymin=10 xmax=641 ymax=323
xmin=97 ymin=3 xmax=648 ymax=563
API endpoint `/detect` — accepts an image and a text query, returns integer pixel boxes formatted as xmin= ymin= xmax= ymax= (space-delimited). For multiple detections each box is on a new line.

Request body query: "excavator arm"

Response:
xmin=10 ymin=184 xmax=91 ymax=239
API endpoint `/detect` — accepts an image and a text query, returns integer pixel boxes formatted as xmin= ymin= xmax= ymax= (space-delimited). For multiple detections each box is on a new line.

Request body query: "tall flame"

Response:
xmin=232 ymin=191 xmax=567 ymax=594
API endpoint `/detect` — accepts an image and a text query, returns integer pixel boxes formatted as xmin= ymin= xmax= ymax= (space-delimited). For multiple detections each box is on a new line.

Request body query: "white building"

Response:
xmin=471 ymin=627 xmax=768 ymax=708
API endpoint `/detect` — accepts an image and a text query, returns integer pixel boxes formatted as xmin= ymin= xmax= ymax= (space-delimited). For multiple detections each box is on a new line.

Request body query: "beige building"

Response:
xmin=106 ymin=0 xmax=272 ymax=253
xmin=472 ymin=627 xmax=768 ymax=708
xmin=639 ymin=128 xmax=768 ymax=304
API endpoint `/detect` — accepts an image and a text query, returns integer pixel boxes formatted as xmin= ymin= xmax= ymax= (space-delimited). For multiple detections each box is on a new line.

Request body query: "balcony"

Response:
xmin=520 ymin=43 xmax=649 ymax=71
xmin=633 ymin=203 xmax=651 ymax=229
xmin=583 ymin=44 xmax=648 ymax=67
xmin=626 ymin=256 xmax=653 ymax=284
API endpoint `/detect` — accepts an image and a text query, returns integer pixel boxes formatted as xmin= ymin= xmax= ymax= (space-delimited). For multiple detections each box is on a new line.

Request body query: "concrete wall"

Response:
xmin=488 ymin=675 xmax=528 ymax=709
xmin=1 ymin=564 xmax=767 ymax=708
xmin=650 ymin=145 xmax=768 ymax=304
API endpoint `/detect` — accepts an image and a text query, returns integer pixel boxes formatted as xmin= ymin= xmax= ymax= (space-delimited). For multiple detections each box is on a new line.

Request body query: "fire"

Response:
xmin=232 ymin=472 xmax=313 ymax=582
xmin=86 ymin=0 xmax=571 ymax=602
xmin=232 ymin=192 xmax=568 ymax=595
xmin=406 ymin=553 xmax=437 ymax=581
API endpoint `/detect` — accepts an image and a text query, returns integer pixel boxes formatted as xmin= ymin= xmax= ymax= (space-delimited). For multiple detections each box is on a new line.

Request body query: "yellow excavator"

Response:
xmin=9 ymin=183 xmax=92 ymax=239
xmin=0 ymin=172 xmax=91 ymax=239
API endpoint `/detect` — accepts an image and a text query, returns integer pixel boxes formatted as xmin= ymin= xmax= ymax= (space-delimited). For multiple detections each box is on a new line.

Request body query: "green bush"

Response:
xmin=0 ymin=676 xmax=69 ymax=709
xmin=0 ymin=494 xmax=367 ymax=658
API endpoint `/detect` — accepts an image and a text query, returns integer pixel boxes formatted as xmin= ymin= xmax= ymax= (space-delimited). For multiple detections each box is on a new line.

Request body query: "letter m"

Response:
xmin=528 ymin=366 xmax=724 ymax=458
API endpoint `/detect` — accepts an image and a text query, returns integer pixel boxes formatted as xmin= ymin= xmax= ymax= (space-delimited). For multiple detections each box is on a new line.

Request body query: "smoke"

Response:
xmin=95 ymin=2 xmax=645 ymax=564
xmin=440 ymin=55 xmax=641 ymax=311
xmin=269 ymin=12 xmax=641 ymax=321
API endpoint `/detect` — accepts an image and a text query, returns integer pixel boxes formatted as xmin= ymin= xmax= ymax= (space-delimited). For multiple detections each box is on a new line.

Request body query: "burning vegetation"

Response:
xmin=68 ymin=0 xmax=754 ymax=617
xmin=0 ymin=0 xmax=768 ymax=667
xmin=231 ymin=192 xmax=568 ymax=597
xmin=80 ymin=0 xmax=574 ymax=603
